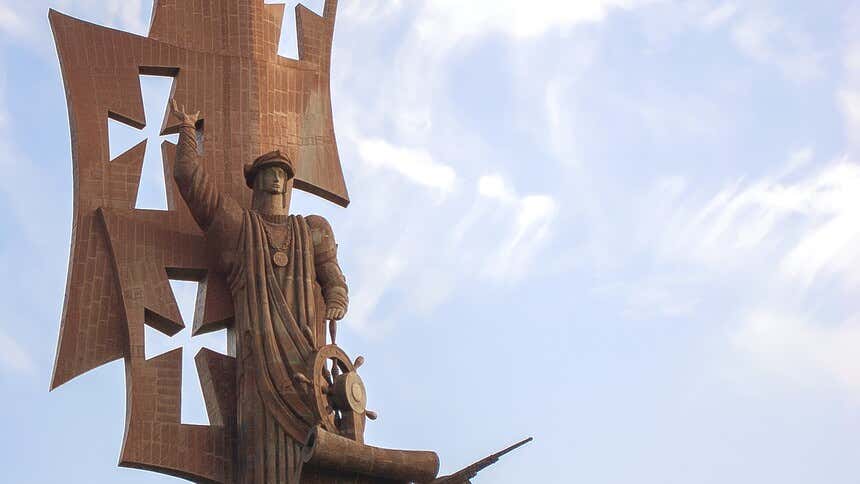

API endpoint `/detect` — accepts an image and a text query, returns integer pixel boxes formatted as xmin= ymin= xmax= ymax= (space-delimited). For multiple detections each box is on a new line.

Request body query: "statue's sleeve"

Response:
xmin=307 ymin=215 xmax=349 ymax=313
xmin=174 ymin=123 xmax=242 ymax=249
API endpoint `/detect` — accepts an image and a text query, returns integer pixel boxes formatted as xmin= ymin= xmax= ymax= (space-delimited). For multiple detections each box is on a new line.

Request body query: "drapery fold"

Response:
xmin=229 ymin=212 xmax=322 ymax=444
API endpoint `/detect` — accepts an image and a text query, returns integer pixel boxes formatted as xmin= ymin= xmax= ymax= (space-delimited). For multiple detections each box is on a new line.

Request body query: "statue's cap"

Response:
xmin=244 ymin=150 xmax=295 ymax=188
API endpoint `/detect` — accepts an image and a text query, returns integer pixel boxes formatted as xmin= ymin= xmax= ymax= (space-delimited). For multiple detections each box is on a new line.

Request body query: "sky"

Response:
xmin=1 ymin=0 xmax=860 ymax=483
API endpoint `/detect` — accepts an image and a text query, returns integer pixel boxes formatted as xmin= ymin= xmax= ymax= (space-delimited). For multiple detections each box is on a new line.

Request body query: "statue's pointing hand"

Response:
xmin=170 ymin=99 xmax=200 ymax=127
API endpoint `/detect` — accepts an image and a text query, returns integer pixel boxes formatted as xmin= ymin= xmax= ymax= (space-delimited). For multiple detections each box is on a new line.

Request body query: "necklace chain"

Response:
xmin=261 ymin=220 xmax=291 ymax=251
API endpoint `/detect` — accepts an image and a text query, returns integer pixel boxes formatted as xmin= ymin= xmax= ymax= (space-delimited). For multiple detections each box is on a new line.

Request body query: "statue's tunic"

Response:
xmin=173 ymin=124 xmax=348 ymax=483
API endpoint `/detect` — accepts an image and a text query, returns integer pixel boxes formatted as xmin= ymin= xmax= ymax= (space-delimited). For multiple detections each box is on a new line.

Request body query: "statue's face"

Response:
xmin=256 ymin=166 xmax=288 ymax=194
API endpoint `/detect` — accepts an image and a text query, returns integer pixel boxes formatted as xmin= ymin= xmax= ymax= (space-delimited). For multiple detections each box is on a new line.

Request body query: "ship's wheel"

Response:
xmin=307 ymin=344 xmax=377 ymax=443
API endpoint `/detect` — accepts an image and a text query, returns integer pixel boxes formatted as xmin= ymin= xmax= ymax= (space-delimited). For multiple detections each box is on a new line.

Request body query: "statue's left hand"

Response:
xmin=326 ymin=307 xmax=346 ymax=321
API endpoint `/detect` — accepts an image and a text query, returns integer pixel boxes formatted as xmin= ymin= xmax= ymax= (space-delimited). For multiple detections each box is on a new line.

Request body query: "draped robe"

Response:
xmin=173 ymin=123 xmax=348 ymax=484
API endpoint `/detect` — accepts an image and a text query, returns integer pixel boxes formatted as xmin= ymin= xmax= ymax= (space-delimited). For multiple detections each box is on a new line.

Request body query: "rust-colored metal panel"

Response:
xmin=51 ymin=0 xmax=346 ymax=387
xmin=51 ymin=1 xmax=347 ymax=481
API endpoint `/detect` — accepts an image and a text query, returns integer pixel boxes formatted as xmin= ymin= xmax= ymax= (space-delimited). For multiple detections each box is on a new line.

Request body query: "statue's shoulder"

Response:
xmin=304 ymin=215 xmax=335 ymax=246
xmin=305 ymin=214 xmax=332 ymax=232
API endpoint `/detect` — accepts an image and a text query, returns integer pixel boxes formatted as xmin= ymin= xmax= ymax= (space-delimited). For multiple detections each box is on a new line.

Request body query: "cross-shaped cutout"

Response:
xmin=108 ymin=73 xmax=178 ymax=210
xmin=144 ymin=279 xmax=228 ymax=425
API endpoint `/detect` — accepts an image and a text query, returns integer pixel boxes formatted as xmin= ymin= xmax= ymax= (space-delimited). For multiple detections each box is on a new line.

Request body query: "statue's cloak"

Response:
xmin=229 ymin=212 xmax=324 ymax=481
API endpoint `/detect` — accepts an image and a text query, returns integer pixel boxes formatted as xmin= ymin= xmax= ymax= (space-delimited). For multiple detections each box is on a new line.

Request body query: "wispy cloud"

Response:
xmin=839 ymin=89 xmax=860 ymax=142
xmin=0 ymin=327 xmax=34 ymax=374
xmin=101 ymin=0 xmax=146 ymax=34
xmin=332 ymin=148 xmax=559 ymax=335
xmin=592 ymin=270 xmax=704 ymax=321
xmin=418 ymin=0 xmax=656 ymax=41
xmin=603 ymin=148 xmax=860 ymax=391
xmin=730 ymin=8 xmax=824 ymax=82
xmin=630 ymin=148 xmax=860 ymax=278
xmin=54 ymin=0 xmax=146 ymax=33
xmin=477 ymin=174 xmax=558 ymax=280
xmin=839 ymin=12 xmax=860 ymax=154
xmin=777 ymin=161 xmax=860 ymax=288
xmin=339 ymin=0 xmax=404 ymax=24
xmin=356 ymin=137 xmax=457 ymax=195
xmin=0 ymin=75 xmax=68 ymax=251
xmin=627 ymin=2 xmax=824 ymax=83
xmin=700 ymin=2 xmax=738 ymax=29
xmin=0 ymin=0 xmax=146 ymax=52
xmin=342 ymin=248 xmax=406 ymax=335
xmin=0 ymin=4 xmax=31 ymax=39
xmin=734 ymin=309 xmax=860 ymax=392
xmin=325 ymin=1 xmax=594 ymax=335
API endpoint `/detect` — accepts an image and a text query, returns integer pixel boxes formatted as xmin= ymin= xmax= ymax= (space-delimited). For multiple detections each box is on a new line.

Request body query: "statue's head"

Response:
xmin=245 ymin=150 xmax=295 ymax=192
xmin=245 ymin=150 xmax=295 ymax=214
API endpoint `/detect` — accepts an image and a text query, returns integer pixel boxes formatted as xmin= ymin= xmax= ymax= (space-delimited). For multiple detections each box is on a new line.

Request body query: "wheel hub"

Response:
xmin=332 ymin=371 xmax=367 ymax=414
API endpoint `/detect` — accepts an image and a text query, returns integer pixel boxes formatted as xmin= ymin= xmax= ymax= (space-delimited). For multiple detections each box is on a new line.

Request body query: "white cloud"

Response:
xmin=734 ymin=309 xmax=860 ymax=392
xmin=0 ymin=105 xmax=69 ymax=251
xmin=0 ymin=0 xmax=146 ymax=51
xmin=839 ymin=89 xmax=860 ymax=138
xmin=344 ymin=250 xmax=406 ymax=334
xmin=324 ymin=0 xmax=603 ymax=333
xmin=669 ymin=155 xmax=860 ymax=289
xmin=344 ymin=0 xmax=654 ymax=145
xmin=325 ymin=0 xmax=597 ymax=335
xmin=0 ymin=4 xmax=30 ymax=39
xmin=838 ymin=8 xmax=860 ymax=167
xmin=319 ymin=165 xmax=558 ymax=336
xmin=478 ymin=174 xmax=559 ymax=281
xmin=0 ymin=327 xmax=34 ymax=373
xmin=356 ymin=137 xmax=457 ymax=194
xmin=778 ymin=161 xmax=860 ymax=288
xmin=612 ymin=149 xmax=860 ymax=392
xmin=54 ymin=0 xmax=146 ymax=34
xmin=840 ymin=28 xmax=860 ymax=153
xmin=418 ymin=0 xmax=656 ymax=41
xmin=103 ymin=0 xmax=146 ymax=34
xmin=636 ymin=151 xmax=860 ymax=281
xmin=730 ymin=8 xmax=823 ymax=82
xmin=783 ymin=146 xmax=815 ymax=173
xmin=593 ymin=274 xmax=702 ymax=321
xmin=477 ymin=174 xmax=513 ymax=201
xmin=339 ymin=0 xmax=404 ymax=24
xmin=544 ymin=77 xmax=581 ymax=166
xmin=701 ymin=2 xmax=738 ymax=29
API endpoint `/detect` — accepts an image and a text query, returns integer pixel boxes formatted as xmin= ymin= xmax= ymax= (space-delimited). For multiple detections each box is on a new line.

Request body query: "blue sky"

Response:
xmin=2 ymin=0 xmax=860 ymax=482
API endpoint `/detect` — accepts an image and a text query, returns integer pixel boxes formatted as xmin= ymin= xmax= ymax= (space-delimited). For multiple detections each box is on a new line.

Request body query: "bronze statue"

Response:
xmin=48 ymin=1 xmax=530 ymax=482
xmin=170 ymin=99 xmax=355 ymax=480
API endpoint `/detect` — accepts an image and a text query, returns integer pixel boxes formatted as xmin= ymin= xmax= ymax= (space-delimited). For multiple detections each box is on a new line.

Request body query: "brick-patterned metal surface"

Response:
xmin=50 ymin=1 xmax=345 ymax=481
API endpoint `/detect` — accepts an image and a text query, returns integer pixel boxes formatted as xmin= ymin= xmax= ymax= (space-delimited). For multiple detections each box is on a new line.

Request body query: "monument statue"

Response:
xmin=170 ymin=99 xmax=356 ymax=480
xmin=48 ymin=1 xmax=530 ymax=482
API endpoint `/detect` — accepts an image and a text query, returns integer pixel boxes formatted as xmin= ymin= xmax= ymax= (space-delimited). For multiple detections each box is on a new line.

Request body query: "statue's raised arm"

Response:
xmin=170 ymin=99 xmax=242 ymax=253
